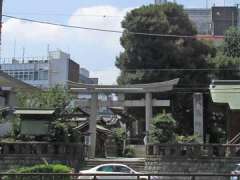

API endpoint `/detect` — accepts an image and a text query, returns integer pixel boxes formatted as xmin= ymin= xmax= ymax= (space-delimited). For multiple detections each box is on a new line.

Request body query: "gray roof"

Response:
xmin=210 ymin=80 xmax=240 ymax=110
xmin=0 ymin=71 xmax=39 ymax=91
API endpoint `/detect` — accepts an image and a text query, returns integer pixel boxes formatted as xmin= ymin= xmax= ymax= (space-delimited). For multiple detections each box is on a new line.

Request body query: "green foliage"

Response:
xmin=116 ymin=3 xmax=215 ymax=85
xmin=150 ymin=113 xmax=176 ymax=143
xmin=3 ymin=164 xmax=71 ymax=180
xmin=13 ymin=86 xmax=81 ymax=143
xmin=113 ymin=128 xmax=126 ymax=142
xmin=112 ymin=128 xmax=126 ymax=156
xmin=16 ymin=86 xmax=72 ymax=110
xmin=224 ymin=27 xmax=240 ymax=57
xmin=49 ymin=122 xmax=81 ymax=143
xmin=116 ymin=3 xmax=216 ymax=135
xmin=123 ymin=146 xmax=135 ymax=158
xmin=176 ymin=134 xmax=199 ymax=143
xmin=209 ymin=51 xmax=240 ymax=80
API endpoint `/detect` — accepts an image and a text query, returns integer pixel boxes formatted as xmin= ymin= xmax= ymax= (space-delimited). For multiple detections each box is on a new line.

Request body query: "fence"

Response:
xmin=0 ymin=142 xmax=84 ymax=158
xmin=0 ymin=173 xmax=239 ymax=180
xmin=146 ymin=143 xmax=240 ymax=158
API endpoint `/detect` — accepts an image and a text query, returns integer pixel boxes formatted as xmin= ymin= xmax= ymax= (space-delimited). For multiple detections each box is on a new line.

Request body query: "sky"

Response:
xmin=1 ymin=0 xmax=239 ymax=84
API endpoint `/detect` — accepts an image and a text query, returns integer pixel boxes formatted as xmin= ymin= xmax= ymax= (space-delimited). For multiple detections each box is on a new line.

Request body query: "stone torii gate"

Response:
xmin=70 ymin=78 xmax=179 ymax=158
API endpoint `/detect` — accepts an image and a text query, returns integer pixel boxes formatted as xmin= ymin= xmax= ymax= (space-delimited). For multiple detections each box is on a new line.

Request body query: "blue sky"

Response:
xmin=1 ymin=0 xmax=239 ymax=84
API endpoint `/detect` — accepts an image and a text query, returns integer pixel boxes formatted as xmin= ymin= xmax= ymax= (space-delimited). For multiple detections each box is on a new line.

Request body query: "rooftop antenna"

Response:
xmin=22 ymin=47 xmax=25 ymax=63
xmin=13 ymin=39 xmax=16 ymax=60
xmin=47 ymin=44 xmax=50 ymax=60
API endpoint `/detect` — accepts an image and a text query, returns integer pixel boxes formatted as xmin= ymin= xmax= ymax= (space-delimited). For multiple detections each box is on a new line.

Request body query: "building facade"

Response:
xmin=79 ymin=68 xmax=98 ymax=84
xmin=154 ymin=1 xmax=239 ymax=35
xmin=0 ymin=50 xmax=98 ymax=89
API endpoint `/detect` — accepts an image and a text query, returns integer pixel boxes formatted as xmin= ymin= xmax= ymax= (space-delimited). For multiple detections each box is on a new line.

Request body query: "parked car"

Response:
xmin=78 ymin=163 xmax=148 ymax=180
xmin=231 ymin=164 xmax=240 ymax=180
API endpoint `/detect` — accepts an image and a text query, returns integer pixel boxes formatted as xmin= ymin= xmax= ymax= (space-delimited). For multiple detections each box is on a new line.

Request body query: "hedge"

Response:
xmin=3 ymin=164 xmax=72 ymax=180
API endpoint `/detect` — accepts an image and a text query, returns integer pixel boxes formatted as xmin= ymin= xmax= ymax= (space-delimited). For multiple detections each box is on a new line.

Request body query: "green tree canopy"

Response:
xmin=150 ymin=113 xmax=176 ymax=143
xmin=17 ymin=86 xmax=72 ymax=110
xmin=116 ymin=3 xmax=215 ymax=85
xmin=115 ymin=3 xmax=216 ymax=135
xmin=224 ymin=27 xmax=240 ymax=57
xmin=210 ymin=27 xmax=240 ymax=80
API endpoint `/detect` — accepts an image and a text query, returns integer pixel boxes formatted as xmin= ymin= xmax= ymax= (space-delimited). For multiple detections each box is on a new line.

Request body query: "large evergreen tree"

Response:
xmin=116 ymin=3 xmax=216 ymax=134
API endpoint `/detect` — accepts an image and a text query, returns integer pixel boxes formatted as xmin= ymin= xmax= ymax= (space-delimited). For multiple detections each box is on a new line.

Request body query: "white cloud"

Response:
xmin=2 ymin=5 xmax=131 ymax=84
xmin=91 ymin=67 xmax=120 ymax=85
xmin=67 ymin=5 xmax=130 ymax=50
xmin=3 ymin=19 xmax=64 ymax=42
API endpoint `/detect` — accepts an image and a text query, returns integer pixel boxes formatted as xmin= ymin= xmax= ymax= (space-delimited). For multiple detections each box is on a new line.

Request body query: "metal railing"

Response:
xmin=0 ymin=173 xmax=239 ymax=180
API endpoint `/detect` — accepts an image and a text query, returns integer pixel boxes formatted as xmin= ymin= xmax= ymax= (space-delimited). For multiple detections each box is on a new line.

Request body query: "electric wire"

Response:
xmin=2 ymin=14 xmax=198 ymax=38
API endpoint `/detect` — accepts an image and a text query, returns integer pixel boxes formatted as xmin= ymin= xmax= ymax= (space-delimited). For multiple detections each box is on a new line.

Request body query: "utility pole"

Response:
xmin=0 ymin=0 xmax=3 ymax=61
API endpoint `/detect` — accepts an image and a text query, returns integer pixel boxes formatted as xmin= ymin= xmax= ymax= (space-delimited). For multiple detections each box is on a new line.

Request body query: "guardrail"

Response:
xmin=147 ymin=143 xmax=240 ymax=158
xmin=0 ymin=173 xmax=239 ymax=180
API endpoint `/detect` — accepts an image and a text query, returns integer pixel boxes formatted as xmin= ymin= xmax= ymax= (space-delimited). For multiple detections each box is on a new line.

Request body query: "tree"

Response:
xmin=210 ymin=27 xmax=240 ymax=80
xmin=116 ymin=3 xmax=215 ymax=134
xmin=14 ymin=87 xmax=80 ymax=143
xmin=224 ymin=27 xmax=240 ymax=57
xmin=150 ymin=113 xmax=176 ymax=143
xmin=16 ymin=86 xmax=72 ymax=110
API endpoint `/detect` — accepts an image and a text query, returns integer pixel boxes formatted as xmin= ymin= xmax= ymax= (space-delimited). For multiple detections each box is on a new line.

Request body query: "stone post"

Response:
xmin=89 ymin=93 xmax=98 ymax=158
xmin=193 ymin=93 xmax=204 ymax=143
xmin=145 ymin=92 xmax=153 ymax=143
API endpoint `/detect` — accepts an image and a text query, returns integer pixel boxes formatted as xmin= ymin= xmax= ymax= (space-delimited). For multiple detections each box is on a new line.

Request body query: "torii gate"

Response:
xmin=70 ymin=78 xmax=179 ymax=158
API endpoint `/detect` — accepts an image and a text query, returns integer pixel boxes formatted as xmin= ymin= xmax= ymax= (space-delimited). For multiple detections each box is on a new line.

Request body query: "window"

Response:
xmin=114 ymin=166 xmax=131 ymax=173
xmin=24 ymin=72 xmax=29 ymax=80
xmin=29 ymin=72 xmax=34 ymax=80
xmin=97 ymin=166 xmax=113 ymax=172
xmin=34 ymin=72 xmax=38 ymax=80
xmin=39 ymin=70 xmax=48 ymax=80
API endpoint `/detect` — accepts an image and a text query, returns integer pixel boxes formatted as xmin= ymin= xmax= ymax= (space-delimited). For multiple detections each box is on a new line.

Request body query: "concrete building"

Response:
xmin=0 ymin=50 xmax=98 ymax=89
xmin=185 ymin=8 xmax=212 ymax=34
xmin=154 ymin=1 xmax=239 ymax=35
xmin=155 ymin=0 xmax=167 ymax=4
xmin=79 ymin=68 xmax=98 ymax=84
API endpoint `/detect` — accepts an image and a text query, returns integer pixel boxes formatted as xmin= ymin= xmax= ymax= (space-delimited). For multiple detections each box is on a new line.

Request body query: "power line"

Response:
xmin=4 ymin=12 xmax=123 ymax=18
xmin=122 ymin=68 xmax=240 ymax=72
xmin=2 ymin=14 xmax=196 ymax=38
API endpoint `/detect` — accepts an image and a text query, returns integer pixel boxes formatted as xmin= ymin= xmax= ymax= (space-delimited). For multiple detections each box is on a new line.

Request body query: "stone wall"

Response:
xmin=0 ymin=142 xmax=85 ymax=172
xmin=145 ymin=157 xmax=237 ymax=180
xmin=145 ymin=144 xmax=240 ymax=180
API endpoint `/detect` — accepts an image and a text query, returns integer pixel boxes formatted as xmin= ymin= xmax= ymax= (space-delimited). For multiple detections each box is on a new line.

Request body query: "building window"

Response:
xmin=24 ymin=72 xmax=28 ymax=80
xmin=34 ymin=72 xmax=38 ymax=80
xmin=29 ymin=72 xmax=34 ymax=80
xmin=39 ymin=70 xmax=48 ymax=80
xmin=19 ymin=72 xmax=23 ymax=80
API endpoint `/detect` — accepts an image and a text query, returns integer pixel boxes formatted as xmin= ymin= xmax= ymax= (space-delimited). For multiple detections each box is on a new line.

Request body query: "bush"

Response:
xmin=3 ymin=164 xmax=72 ymax=180
xmin=123 ymin=146 xmax=135 ymax=158
xmin=150 ymin=112 xmax=176 ymax=143
xmin=176 ymin=135 xmax=199 ymax=143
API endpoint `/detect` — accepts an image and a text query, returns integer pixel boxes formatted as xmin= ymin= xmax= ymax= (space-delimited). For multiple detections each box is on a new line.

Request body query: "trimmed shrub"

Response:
xmin=3 ymin=164 xmax=72 ymax=180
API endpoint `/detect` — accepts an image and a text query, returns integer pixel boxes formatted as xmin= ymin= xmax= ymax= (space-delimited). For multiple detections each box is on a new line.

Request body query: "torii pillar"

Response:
xmin=145 ymin=92 xmax=153 ymax=142
xmin=89 ymin=93 xmax=98 ymax=159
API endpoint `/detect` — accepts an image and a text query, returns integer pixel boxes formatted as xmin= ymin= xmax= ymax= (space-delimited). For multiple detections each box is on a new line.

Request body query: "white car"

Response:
xmin=231 ymin=164 xmax=240 ymax=180
xmin=78 ymin=163 xmax=148 ymax=180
